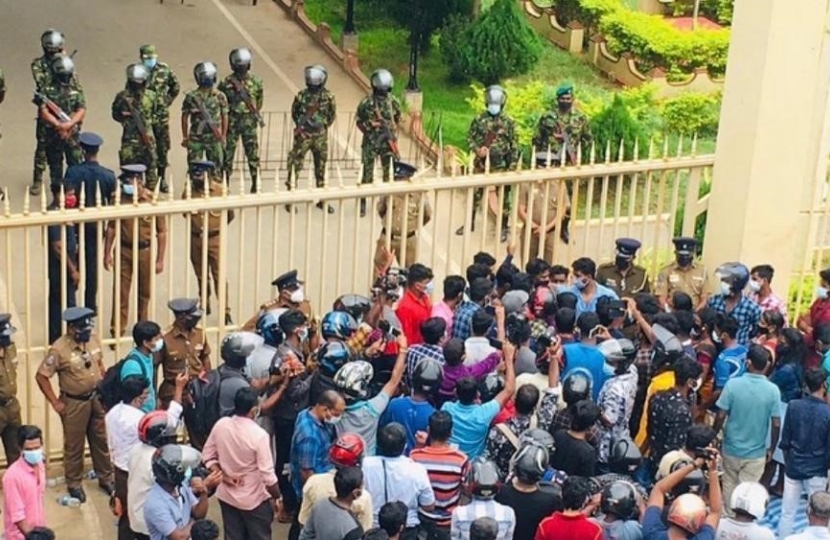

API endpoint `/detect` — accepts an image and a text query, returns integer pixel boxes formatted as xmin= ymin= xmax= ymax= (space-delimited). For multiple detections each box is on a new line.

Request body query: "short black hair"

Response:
xmin=191 ymin=520 xmax=220 ymax=540
xmin=133 ymin=320 xmax=161 ymax=347
xmin=495 ymin=264 xmax=517 ymax=290
xmin=526 ymin=258 xmax=550 ymax=278
xmin=571 ymin=400 xmax=600 ymax=431
xmin=456 ymin=377 xmax=479 ymax=405
xmin=550 ymin=265 xmax=569 ymax=278
xmin=805 ymin=368 xmax=827 ymax=393
xmin=318 ymin=389 xmax=343 ymax=409
xmin=279 ymin=309 xmax=308 ymax=335
xmin=470 ymin=517 xmax=499 ymax=540
xmin=377 ymin=423 xmax=407 ymax=457
xmin=556 ymin=292 xmax=578 ymax=311
xmin=671 ymin=291 xmax=694 ymax=312
xmin=820 ymin=268 xmax=830 ymax=286
xmin=233 ymin=386 xmax=259 ymax=416
xmin=554 ymin=307 xmax=576 ymax=334
xmin=24 ymin=529 xmax=56 ymax=540
xmin=747 ymin=344 xmax=772 ymax=371
xmin=562 ymin=476 xmax=592 ymax=511
xmin=511 ymin=272 xmax=533 ymax=294
xmin=466 ymin=263 xmax=492 ymax=284
xmin=751 ymin=264 xmax=774 ymax=282
xmin=473 ymin=252 xmax=497 ymax=268
xmin=362 ymin=529 xmax=390 ymax=540
xmin=673 ymin=356 xmax=702 ymax=385
xmin=378 ymin=501 xmax=407 ymax=536
xmin=469 ymin=278 xmax=494 ymax=303
xmin=428 ymin=411 xmax=453 ymax=441
xmin=18 ymin=425 xmax=42 ymax=449
xmin=515 ymin=384 xmax=540 ymax=415
xmin=121 ymin=375 xmax=149 ymax=403
xmin=421 ymin=318 xmax=447 ymax=345
xmin=634 ymin=293 xmax=660 ymax=316
xmin=572 ymin=257 xmax=596 ymax=278
xmin=652 ymin=313 xmax=679 ymax=336
xmin=696 ymin=307 xmax=717 ymax=334
xmin=716 ymin=314 xmax=739 ymax=339
xmin=576 ymin=312 xmax=600 ymax=336
xmin=443 ymin=338 xmax=466 ymax=367
xmin=674 ymin=310 xmax=695 ymax=336
xmin=471 ymin=310 xmax=494 ymax=337
xmin=762 ymin=309 xmax=785 ymax=330
xmin=334 ymin=466 xmax=363 ymax=498
xmin=443 ymin=275 xmax=466 ymax=301
xmin=685 ymin=424 xmax=717 ymax=451
xmin=407 ymin=263 xmax=434 ymax=285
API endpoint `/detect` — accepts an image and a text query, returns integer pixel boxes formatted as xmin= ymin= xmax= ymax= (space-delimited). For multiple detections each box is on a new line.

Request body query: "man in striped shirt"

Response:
xmin=411 ymin=412 xmax=470 ymax=540
xmin=450 ymin=457 xmax=515 ymax=540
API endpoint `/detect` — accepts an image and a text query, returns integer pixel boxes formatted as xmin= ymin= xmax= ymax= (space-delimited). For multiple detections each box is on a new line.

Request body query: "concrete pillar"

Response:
xmin=703 ymin=0 xmax=830 ymax=290
xmin=636 ymin=0 xmax=667 ymax=14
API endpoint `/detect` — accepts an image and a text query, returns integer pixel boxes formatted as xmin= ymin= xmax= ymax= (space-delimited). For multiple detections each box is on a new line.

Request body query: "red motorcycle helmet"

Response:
xmin=138 ymin=410 xmax=176 ymax=448
xmin=329 ymin=433 xmax=366 ymax=468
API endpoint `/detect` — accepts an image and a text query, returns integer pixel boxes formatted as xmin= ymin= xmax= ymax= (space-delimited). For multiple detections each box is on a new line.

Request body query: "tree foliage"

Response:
xmin=390 ymin=0 xmax=472 ymax=51
xmin=590 ymin=94 xmax=647 ymax=162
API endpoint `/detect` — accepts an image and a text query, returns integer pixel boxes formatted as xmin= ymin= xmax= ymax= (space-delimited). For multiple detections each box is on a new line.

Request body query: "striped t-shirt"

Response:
xmin=410 ymin=445 xmax=469 ymax=527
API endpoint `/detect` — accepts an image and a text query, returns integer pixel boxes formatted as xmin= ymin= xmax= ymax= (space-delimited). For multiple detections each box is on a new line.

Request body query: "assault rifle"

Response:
xmin=126 ymin=98 xmax=152 ymax=147
xmin=192 ymin=94 xmax=223 ymax=142
xmin=554 ymin=121 xmax=577 ymax=165
xmin=294 ymin=97 xmax=321 ymax=138
xmin=33 ymin=91 xmax=78 ymax=135
xmin=228 ymin=77 xmax=265 ymax=127
xmin=375 ymin=105 xmax=400 ymax=160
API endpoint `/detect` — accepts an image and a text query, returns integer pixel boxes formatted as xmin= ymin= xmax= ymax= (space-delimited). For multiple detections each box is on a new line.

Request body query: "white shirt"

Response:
xmin=451 ymin=499 xmax=515 ymax=540
xmin=105 ymin=401 xmax=183 ymax=471
xmin=785 ymin=527 xmax=830 ymax=540
xmin=363 ymin=455 xmax=435 ymax=527
xmin=516 ymin=372 xmax=549 ymax=395
xmin=464 ymin=337 xmax=495 ymax=366
xmin=715 ymin=518 xmax=774 ymax=540
xmin=127 ymin=444 xmax=157 ymax=535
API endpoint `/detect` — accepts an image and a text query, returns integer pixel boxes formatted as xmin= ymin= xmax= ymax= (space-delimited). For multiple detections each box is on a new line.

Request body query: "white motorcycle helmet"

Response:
xmin=730 ymin=482 xmax=769 ymax=520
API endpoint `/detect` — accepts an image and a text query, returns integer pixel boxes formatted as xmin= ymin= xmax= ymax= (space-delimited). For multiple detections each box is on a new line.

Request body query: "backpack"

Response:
xmin=97 ymin=352 xmax=150 ymax=411
xmin=185 ymin=365 xmax=246 ymax=443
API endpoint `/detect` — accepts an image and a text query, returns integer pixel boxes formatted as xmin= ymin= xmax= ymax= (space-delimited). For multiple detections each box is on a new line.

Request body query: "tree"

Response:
xmin=391 ymin=0 xmax=473 ymax=52
xmin=590 ymin=94 xmax=647 ymax=162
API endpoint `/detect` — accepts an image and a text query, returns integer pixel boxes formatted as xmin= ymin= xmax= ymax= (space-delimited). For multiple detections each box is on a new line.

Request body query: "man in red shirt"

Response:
xmin=396 ymin=263 xmax=434 ymax=346
xmin=534 ymin=476 xmax=601 ymax=540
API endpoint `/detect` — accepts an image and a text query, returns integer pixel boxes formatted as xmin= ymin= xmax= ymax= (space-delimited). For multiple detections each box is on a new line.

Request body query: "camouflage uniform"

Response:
xmin=39 ymin=80 xmax=85 ymax=186
xmin=111 ymin=87 xmax=161 ymax=189
xmin=218 ymin=72 xmax=263 ymax=181
xmin=145 ymin=61 xmax=180 ymax=173
xmin=533 ymin=108 xmax=592 ymax=165
xmin=182 ymin=88 xmax=228 ymax=170
xmin=467 ymin=112 xmax=519 ymax=223
xmin=356 ymin=94 xmax=402 ymax=184
xmin=286 ymin=87 xmax=336 ymax=188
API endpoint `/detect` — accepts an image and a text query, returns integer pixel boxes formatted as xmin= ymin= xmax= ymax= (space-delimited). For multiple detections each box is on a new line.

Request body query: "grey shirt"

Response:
xmin=299 ymin=498 xmax=364 ymax=540
xmin=336 ymin=391 xmax=391 ymax=456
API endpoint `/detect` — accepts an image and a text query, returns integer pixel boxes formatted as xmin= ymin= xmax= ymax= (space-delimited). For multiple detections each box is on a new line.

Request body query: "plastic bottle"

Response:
xmin=56 ymin=495 xmax=81 ymax=507
xmin=85 ymin=470 xmax=98 ymax=480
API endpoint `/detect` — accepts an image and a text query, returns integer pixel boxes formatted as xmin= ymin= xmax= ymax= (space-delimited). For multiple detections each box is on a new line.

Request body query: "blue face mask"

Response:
xmin=143 ymin=57 xmax=157 ymax=70
xmin=486 ymin=104 xmax=501 ymax=116
xmin=183 ymin=467 xmax=192 ymax=484
xmin=122 ymin=183 xmax=135 ymax=196
xmin=23 ymin=449 xmax=44 ymax=466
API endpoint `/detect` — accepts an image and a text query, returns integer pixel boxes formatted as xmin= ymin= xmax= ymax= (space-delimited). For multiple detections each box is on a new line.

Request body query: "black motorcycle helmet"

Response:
xmin=412 ymin=358 xmax=443 ymax=396
xmin=333 ymin=294 xmax=372 ymax=325
xmin=651 ymin=324 xmax=684 ymax=371
xmin=601 ymin=481 xmax=638 ymax=520
xmin=478 ymin=372 xmax=504 ymax=403
xmin=609 ymin=436 xmax=642 ymax=475
xmin=510 ymin=443 xmax=549 ymax=484
xmin=562 ymin=372 xmax=591 ymax=405
xmin=465 ymin=457 xmax=501 ymax=499
xmin=670 ymin=459 xmax=706 ymax=497
xmin=151 ymin=444 xmax=202 ymax=486
xmin=519 ymin=428 xmax=555 ymax=459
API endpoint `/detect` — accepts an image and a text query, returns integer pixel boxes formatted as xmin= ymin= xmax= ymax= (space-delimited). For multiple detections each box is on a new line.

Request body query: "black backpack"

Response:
xmin=97 ymin=352 xmax=150 ymax=411
xmin=185 ymin=366 xmax=246 ymax=443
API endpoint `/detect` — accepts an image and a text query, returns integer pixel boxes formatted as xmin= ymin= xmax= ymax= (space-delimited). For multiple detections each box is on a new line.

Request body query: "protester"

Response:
xmin=533 ymin=476 xmax=602 ymax=540
xmin=451 ymin=457 xmax=516 ymax=540
xmin=784 ymin=491 xmax=830 ymax=540
xmin=299 ymin=466 xmax=366 ymax=540
xmin=2 ymin=426 xmax=46 ymax=540
xmin=716 ymin=482 xmax=773 ymax=540
xmin=431 ymin=276 xmax=466 ymax=338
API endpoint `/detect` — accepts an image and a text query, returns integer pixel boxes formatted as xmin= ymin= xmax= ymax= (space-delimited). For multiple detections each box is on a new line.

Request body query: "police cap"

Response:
xmin=0 ymin=314 xmax=16 ymax=337
xmin=615 ymin=237 xmax=641 ymax=258
xmin=63 ymin=306 xmax=95 ymax=327
xmin=272 ymin=270 xmax=303 ymax=290
xmin=672 ymin=236 xmax=698 ymax=255
xmin=393 ymin=161 xmax=417 ymax=181
xmin=189 ymin=160 xmax=215 ymax=175
xmin=168 ymin=298 xmax=201 ymax=316
xmin=119 ymin=163 xmax=147 ymax=180
xmin=78 ymin=132 xmax=103 ymax=149
xmin=534 ymin=151 xmax=559 ymax=167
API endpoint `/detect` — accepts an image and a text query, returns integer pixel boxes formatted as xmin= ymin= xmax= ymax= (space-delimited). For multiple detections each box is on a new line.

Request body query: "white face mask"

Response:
xmin=748 ymin=280 xmax=761 ymax=293
xmin=425 ymin=280 xmax=435 ymax=295
xmin=719 ymin=281 xmax=731 ymax=296
xmin=818 ymin=286 xmax=829 ymax=300
xmin=290 ymin=287 xmax=305 ymax=304
xmin=486 ymin=104 xmax=502 ymax=116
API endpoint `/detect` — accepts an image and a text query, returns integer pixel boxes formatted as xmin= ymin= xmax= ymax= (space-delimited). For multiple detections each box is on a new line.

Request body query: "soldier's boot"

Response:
xmin=359 ymin=198 xmax=367 ymax=218
xmin=225 ymin=312 xmax=234 ymax=325
xmin=560 ymin=211 xmax=571 ymax=245
xmin=500 ymin=214 xmax=509 ymax=243
xmin=157 ymin=167 xmax=169 ymax=194
xmin=29 ymin=176 xmax=43 ymax=197
xmin=455 ymin=207 xmax=478 ymax=236
xmin=250 ymin=170 xmax=258 ymax=194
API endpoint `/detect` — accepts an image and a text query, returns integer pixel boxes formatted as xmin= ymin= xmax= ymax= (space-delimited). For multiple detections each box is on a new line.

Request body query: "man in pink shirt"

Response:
xmin=431 ymin=275 xmax=465 ymax=338
xmin=203 ymin=387 xmax=282 ymax=540
xmin=2 ymin=425 xmax=46 ymax=540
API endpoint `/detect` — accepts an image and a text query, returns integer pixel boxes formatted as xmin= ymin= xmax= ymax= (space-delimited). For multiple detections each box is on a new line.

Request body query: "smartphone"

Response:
xmin=389 ymin=327 xmax=402 ymax=338
xmin=488 ymin=337 xmax=503 ymax=350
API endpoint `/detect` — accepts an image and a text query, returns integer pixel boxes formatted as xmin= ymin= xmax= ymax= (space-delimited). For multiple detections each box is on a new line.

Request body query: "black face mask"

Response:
xmin=676 ymin=254 xmax=693 ymax=267
xmin=776 ymin=344 xmax=790 ymax=358
xmin=191 ymin=179 xmax=205 ymax=190
xmin=557 ymin=100 xmax=572 ymax=112
xmin=182 ymin=315 xmax=201 ymax=331
xmin=615 ymin=256 xmax=631 ymax=272
xmin=0 ymin=335 xmax=11 ymax=348
xmin=75 ymin=329 xmax=92 ymax=343
xmin=373 ymin=89 xmax=388 ymax=99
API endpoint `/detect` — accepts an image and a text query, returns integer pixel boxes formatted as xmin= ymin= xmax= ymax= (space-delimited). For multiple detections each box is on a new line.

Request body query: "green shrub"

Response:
xmin=661 ymin=92 xmax=721 ymax=136
xmin=438 ymin=15 xmax=476 ymax=83
xmin=590 ymin=94 xmax=648 ymax=162
xmin=390 ymin=0 xmax=472 ymax=52
xmin=789 ymin=274 xmax=816 ymax=323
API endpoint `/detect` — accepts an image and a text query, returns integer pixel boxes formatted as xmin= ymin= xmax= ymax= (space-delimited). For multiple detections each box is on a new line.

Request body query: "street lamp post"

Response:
xmin=345 ymin=0 xmax=356 ymax=34
xmin=406 ymin=31 xmax=420 ymax=91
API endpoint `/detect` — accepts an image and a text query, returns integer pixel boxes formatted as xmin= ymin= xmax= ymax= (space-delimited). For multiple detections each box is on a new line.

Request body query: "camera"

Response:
xmin=535 ymin=327 xmax=557 ymax=352
xmin=505 ymin=312 xmax=530 ymax=346
xmin=372 ymin=267 xmax=408 ymax=300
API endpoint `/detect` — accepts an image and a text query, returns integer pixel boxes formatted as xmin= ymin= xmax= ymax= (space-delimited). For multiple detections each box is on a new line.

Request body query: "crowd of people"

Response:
xmin=5 ymin=231 xmax=830 ymax=540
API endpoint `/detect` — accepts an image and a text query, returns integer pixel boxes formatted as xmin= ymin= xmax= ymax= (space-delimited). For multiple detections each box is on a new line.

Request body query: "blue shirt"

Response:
xmin=769 ymin=362 xmax=803 ymax=403
xmin=452 ymin=301 xmax=482 ymax=341
xmin=641 ymin=506 xmax=715 ymax=540
xmin=779 ymin=395 xmax=830 ymax=480
xmin=64 ymin=160 xmax=117 ymax=207
xmin=380 ymin=396 xmax=436 ymax=456
xmin=120 ymin=349 xmax=155 ymax=413
xmin=143 ymin=482 xmax=198 ymax=540
xmin=562 ymin=342 xmax=609 ymax=401
xmin=716 ymin=373 xmax=781 ymax=459
xmin=713 ymin=344 xmax=747 ymax=389
xmin=441 ymin=399 xmax=501 ymax=458
xmin=290 ymin=408 xmax=335 ymax=499
xmin=557 ymin=283 xmax=619 ymax=317
xmin=706 ymin=294 xmax=762 ymax=346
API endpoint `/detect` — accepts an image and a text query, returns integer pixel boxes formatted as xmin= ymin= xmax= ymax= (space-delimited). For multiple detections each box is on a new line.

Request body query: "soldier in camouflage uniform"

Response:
xmin=181 ymin=62 xmax=228 ymax=175
xmin=356 ymin=69 xmax=402 ymax=217
xmin=140 ymin=45 xmax=180 ymax=193
xmin=37 ymin=55 xmax=85 ymax=188
xmin=286 ymin=65 xmax=337 ymax=213
xmin=532 ymin=84 xmax=591 ymax=244
xmin=456 ymin=85 xmax=518 ymax=242
xmin=31 ymin=29 xmax=82 ymax=196
xmin=111 ymin=64 xmax=162 ymax=191
xmin=218 ymin=48 xmax=263 ymax=192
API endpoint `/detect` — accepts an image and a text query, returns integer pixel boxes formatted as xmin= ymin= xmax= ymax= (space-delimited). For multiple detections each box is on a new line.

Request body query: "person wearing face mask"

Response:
xmin=46 ymin=180 xmax=81 ymax=343
xmin=533 ymin=83 xmax=592 ymax=169
xmin=112 ymin=63 xmax=161 ymax=191
xmin=798 ymin=267 xmax=830 ymax=362
xmin=157 ymin=298 xmax=211 ymax=411
xmin=375 ymin=162 xmax=431 ymax=270
xmin=243 ymin=269 xmax=317 ymax=340
xmin=139 ymin=45 xmax=180 ymax=194
xmin=395 ymin=263 xmax=435 ymax=345
xmin=747 ymin=264 xmax=788 ymax=320
xmin=706 ymin=262 xmax=761 ymax=347
xmin=286 ymin=65 xmax=337 ymax=206
xmin=558 ymin=257 xmax=618 ymax=318
xmin=2 ymin=425 xmax=47 ymax=540
xmin=183 ymin=160 xmax=236 ymax=325
xmin=103 ymin=164 xmax=169 ymax=340
xmin=36 ymin=306 xmax=113 ymax=503
xmin=300 ymin=466 xmax=366 ymax=540
xmin=120 ymin=320 xmax=164 ymax=414
xmin=596 ymin=238 xmax=651 ymax=299
xmin=182 ymin=61 xmax=229 ymax=171
xmin=655 ymin=237 xmax=710 ymax=311
xmin=0 ymin=314 xmax=21 ymax=465
xmin=356 ymin=69 xmax=403 ymax=216
xmin=457 ymin=85 xmax=519 ymax=242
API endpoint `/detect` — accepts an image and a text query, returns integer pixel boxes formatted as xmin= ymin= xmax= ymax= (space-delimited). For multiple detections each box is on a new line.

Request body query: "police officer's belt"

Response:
xmin=191 ymin=230 xmax=220 ymax=238
xmin=121 ymin=240 xmax=151 ymax=250
xmin=380 ymin=228 xmax=417 ymax=239
xmin=63 ymin=391 xmax=95 ymax=401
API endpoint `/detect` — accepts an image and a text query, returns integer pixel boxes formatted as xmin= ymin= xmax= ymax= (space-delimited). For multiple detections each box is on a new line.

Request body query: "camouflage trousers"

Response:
xmin=187 ymin=138 xmax=224 ymax=180
xmin=224 ymin=114 xmax=259 ymax=178
xmin=44 ymin=130 xmax=82 ymax=186
xmin=471 ymin=162 xmax=513 ymax=228
xmin=286 ymin=132 xmax=327 ymax=188
xmin=32 ymin=120 xmax=48 ymax=186
xmin=119 ymin=139 xmax=159 ymax=190
xmin=361 ymin=142 xmax=394 ymax=185
xmin=152 ymin=116 xmax=172 ymax=169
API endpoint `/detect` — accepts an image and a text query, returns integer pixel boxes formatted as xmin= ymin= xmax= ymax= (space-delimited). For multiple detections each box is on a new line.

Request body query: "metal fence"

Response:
xmin=0 ymin=145 xmax=713 ymax=462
